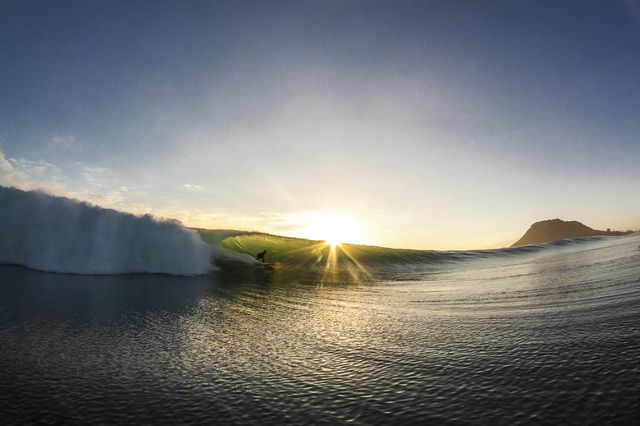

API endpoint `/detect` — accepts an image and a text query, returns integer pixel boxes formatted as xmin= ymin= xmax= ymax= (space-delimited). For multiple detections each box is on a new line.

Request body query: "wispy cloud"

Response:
xmin=51 ymin=135 xmax=76 ymax=148
xmin=183 ymin=183 xmax=206 ymax=192
xmin=0 ymin=150 xmax=12 ymax=171
xmin=79 ymin=164 xmax=116 ymax=188
xmin=0 ymin=150 xmax=30 ymax=189
xmin=11 ymin=158 xmax=63 ymax=178
xmin=0 ymin=148 xmax=149 ymax=217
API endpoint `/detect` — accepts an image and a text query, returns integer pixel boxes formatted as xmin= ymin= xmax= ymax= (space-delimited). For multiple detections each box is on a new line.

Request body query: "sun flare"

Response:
xmin=299 ymin=212 xmax=365 ymax=246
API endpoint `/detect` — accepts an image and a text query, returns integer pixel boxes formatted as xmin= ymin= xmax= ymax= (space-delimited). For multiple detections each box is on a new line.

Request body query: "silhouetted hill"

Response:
xmin=511 ymin=219 xmax=633 ymax=247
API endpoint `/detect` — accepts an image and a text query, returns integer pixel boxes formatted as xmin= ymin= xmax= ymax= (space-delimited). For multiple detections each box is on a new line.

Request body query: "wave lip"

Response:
xmin=0 ymin=186 xmax=213 ymax=276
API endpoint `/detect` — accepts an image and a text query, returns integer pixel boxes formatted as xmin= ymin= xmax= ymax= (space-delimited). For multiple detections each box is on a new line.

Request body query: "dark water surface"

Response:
xmin=1 ymin=235 xmax=640 ymax=425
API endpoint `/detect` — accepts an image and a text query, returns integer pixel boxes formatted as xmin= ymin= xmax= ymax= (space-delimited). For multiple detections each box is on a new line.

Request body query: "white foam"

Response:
xmin=0 ymin=186 xmax=213 ymax=275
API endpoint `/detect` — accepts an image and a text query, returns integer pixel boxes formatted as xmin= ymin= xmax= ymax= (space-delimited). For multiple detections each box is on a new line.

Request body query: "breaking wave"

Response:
xmin=3 ymin=185 xmax=636 ymax=278
xmin=215 ymin=230 xmax=640 ymax=278
xmin=0 ymin=186 xmax=213 ymax=275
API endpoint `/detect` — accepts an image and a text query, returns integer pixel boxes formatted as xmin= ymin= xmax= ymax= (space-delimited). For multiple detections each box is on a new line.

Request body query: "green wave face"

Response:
xmin=196 ymin=229 xmax=639 ymax=283
xmin=195 ymin=229 xmax=328 ymax=266
xmin=221 ymin=234 xmax=328 ymax=266
xmin=198 ymin=229 xmax=450 ymax=269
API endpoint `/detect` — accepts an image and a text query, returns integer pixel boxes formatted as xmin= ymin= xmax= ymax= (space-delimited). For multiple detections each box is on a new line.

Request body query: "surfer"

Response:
xmin=256 ymin=250 xmax=267 ymax=263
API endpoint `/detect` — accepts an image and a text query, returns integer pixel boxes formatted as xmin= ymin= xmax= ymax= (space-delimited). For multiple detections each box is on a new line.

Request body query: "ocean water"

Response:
xmin=1 ymin=233 xmax=640 ymax=425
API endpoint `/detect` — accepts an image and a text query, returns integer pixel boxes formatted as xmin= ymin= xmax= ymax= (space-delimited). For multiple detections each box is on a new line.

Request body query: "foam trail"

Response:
xmin=0 ymin=186 xmax=213 ymax=275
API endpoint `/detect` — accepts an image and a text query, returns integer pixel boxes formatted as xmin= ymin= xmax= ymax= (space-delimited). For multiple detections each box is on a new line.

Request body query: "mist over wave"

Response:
xmin=0 ymin=186 xmax=213 ymax=275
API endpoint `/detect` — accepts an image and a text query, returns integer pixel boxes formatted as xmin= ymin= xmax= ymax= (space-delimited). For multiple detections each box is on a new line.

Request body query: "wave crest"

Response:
xmin=0 ymin=186 xmax=212 ymax=275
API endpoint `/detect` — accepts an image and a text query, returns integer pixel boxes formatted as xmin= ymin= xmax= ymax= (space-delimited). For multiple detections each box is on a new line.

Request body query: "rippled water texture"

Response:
xmin=1 ymin=234 xmax=640 ymax=425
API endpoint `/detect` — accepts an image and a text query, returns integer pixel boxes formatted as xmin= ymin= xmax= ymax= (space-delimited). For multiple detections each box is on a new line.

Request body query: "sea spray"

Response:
xmin=0 ymin=186 xmax=213 ymax=275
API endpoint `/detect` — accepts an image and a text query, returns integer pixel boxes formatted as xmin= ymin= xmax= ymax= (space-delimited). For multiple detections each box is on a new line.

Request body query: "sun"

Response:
xmin=301 ymin=212 xmax=365 ymax=246
xmin=324 ymin=231 xmax=342 ymax=247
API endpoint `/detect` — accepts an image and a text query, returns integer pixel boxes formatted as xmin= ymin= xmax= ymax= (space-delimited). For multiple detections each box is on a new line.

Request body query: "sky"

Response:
xmin=1 ymin=0 xmax=639 ymax=249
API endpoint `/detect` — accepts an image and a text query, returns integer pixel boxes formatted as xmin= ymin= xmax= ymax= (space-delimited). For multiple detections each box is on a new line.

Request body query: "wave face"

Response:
xmin=216 ymin=230 xmax=640 ymax=280
xmin=0 ymin=186 xmax=212 ymax=275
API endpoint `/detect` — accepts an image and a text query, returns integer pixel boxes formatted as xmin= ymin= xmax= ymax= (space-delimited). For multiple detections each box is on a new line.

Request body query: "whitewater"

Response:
xmin=0 ymin=186 xmax=213 ymax=275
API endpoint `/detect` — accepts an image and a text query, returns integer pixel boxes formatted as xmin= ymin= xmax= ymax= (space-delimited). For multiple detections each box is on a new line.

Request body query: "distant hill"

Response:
xmin=511 ymin=219 xmax=633 ymax=247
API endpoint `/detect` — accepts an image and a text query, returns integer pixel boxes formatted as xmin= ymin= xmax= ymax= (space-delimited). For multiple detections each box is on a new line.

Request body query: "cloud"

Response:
xmin=0 ymin=156 xmax=67 ymax=192
xmin=79 ymin=164 xmax=116 ymax=188
xmin=0 ymin=150 xmax=12 ymax=171
xmin=183 ymin=183 xmax=206 ymax=192
xmin=0 ymin=148 xmax=144 ymax=216
xmin=11 ymin=157 xmax=62 ymax=178
xmin=52 ymin=135 xmax=76 ymax=148
xmin=0 ymin=149 xmax=32 ymax=189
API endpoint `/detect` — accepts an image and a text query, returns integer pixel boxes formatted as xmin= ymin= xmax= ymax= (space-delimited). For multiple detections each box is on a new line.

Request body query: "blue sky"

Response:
xmin=1 ymin=0 xmax=639 ymax=248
